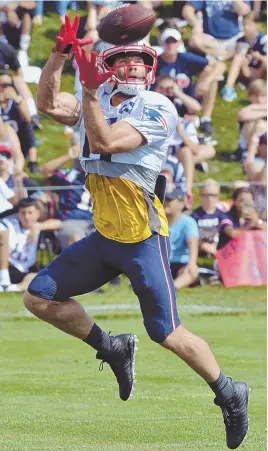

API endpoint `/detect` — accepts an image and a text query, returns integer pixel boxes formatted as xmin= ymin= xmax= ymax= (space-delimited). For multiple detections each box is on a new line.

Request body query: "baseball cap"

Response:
xmin=0 ymin=144 xmax=13 ymax=159
xmin=165 ymin=185 xmax=185 ymax=201
xmin=161 ymin=28 xmax=182 ymax=43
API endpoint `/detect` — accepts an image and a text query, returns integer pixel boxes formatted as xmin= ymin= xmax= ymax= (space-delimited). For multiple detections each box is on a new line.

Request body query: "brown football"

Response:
xmin=97 ymin=3 xmax=156 ymax=45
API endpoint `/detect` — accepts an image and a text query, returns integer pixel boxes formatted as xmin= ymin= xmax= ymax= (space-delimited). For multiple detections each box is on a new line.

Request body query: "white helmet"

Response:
xmin=98 ymin=40 xmax=158 ymax=97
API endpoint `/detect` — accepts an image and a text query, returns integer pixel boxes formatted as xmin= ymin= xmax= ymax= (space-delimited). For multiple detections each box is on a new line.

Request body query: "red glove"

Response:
xmin=53 ymin=15 xmax=93 ymax=56
xmin=75 ymin=47 xmax=115 ymax=89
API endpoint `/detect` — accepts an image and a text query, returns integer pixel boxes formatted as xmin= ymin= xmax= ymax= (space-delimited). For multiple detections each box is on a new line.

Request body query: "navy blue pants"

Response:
xmin=28 ymin=231 xmax=180 ymax=343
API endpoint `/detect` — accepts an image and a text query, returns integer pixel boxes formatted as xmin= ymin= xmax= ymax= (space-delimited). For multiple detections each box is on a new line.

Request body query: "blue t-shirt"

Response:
xmin=191 ymin=206 xmax=226 ymax=243
xmin=156 ymin=52 xmax=208 ymax=94
xmin=49 ymin=169 xmax=93 ymax=221
xmin=187 ymin=0 xmax=251 ymax=39
xmin=169 ymin=213 xmax=199 ymax=264
xmin=0 ymin=100 xmax=24 ymax=133
xmin=237 ymin=32 xmax=267 ymax=69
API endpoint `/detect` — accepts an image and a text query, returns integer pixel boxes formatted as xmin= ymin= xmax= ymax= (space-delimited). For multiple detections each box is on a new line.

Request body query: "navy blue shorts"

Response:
xmin=28 ymin=231 xmax=180 ymax=343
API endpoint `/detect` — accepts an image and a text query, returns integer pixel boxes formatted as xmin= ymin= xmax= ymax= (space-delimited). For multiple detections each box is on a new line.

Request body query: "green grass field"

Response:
xmin=0 ymin=282 xmax=266 ymax=451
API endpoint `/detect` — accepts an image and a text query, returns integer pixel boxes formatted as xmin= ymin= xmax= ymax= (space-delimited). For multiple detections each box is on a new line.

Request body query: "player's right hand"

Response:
xmin=53 ymin=15 xmax=93 ymax=56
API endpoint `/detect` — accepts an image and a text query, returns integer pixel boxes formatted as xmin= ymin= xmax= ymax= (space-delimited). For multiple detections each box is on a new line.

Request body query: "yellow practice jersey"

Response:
xmin=86 ymin=174 xmax=168 ymax=243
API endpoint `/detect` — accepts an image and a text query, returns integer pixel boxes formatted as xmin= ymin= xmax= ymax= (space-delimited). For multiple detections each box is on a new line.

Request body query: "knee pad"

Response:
xmin=28 ymin=270 xmax=58 ymax=301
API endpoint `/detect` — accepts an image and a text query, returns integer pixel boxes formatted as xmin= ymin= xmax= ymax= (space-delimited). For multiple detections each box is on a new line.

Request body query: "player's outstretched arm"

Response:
xmin=37 ymin=15 xmax=92 ymax=126
xmin=37 ymin=52 xmax=81 ymax=126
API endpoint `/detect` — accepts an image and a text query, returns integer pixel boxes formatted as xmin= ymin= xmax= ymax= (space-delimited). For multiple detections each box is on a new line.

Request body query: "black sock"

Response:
xmin=209 ymin=371 xmax=234 ymax=401
xmin=83 ymin=323 xmax=112 ymax=353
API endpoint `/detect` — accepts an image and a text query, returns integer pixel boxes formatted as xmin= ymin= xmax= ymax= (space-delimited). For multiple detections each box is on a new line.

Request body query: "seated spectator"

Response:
xmin=192 ymin=179 xmax=226 ymax=256
xmin=182 ymin=0 xmax=251 ymax=60
xmin=154 ymin=75 xmax=201 ymax=117
xmin=0 ymin=198 xmax=40 ymax=292
xmin=76 ymin=0 xmax=112 ymax=44
xmin=218 ymin=186 xmax=266 ymax=250
xmin=0 ymin=115 xmax=24 ymax=175
xmin=0 ymin=40 xmax=40 ymax=128
xmin=244 ymin=130 xmax=267 ymax=221
xmin=164 ymin=185 xmax=199 ymax=289
xmin=0 ymin=70 xmax=39 ymax=173
xmin=161 ymin=155 xmax=186 ymax=191
xmin=0 ymin=1 xmax=36 ymax=67
xmin=155 ymin=29 xmax=225 ymax=135
xmin=39 ymin=145 xmax=94 ymax=247
xmin=167 ymin=115 xmax=216 ymax=174
xmin=237 ymin=79 xmax=267 ymax=162
xmin=175 ymin=119 xmax=216 ymax=173
xmin=153 ymin=25 xmax=186 ymax=56
xmin=0 ymin=145 xmax=25 ymax=214
xmin=221 ymin=12 xmax=267 ymax=102
xmin=33 ymin=1 xmax=79 ymax=26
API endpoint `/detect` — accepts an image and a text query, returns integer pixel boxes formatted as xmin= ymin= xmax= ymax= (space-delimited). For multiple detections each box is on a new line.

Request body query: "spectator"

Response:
xmin=182 ymin=0 xmax=251 ymax=60
xmin=0 ymin=145 xmax=25 ymax=214
xmin=237 ymin=79 xmax=267 ymax=162
xmin=161 ymin=155 xmax=186 ymax=192
xmin=164 ymin=185 xmax=199 ymax=289
xmin=244 ymin=129 xmax=267 ymax=202
xmin=154 ymin=75 xmax=201 ymax=117
xmin=0 ymin=70 xmax=39 ymax=173
xmin=0 ymin=197 xmax=40 ymax=292
xmin=192 ymin=179 xmax=226 ymax=256
xmin=0 ymin=1 xmax=36 ymax=67
xmin=0 ymin=40 xmax=40 ymax=128
xmin=39 ymin=145 xmax=94 ymax=247
xmin=218 ymin=187 xmax=266 ymax=250
xmin=0 ymin=115 xmax=24 ymax=175
xmin=153 ymin=25 xmax=186 ymax=56
xmin=33 ymin=1 xmax=79 ymax=26
xmin=155 ymin=29 xmax=226 ymax=135
xmin=175 ymin=119 xmax=216 ymax=172
xmin=76 ymin=1 xmax=112 ymax=44
xmin=221 ymin=11 xmax=267 ymax=102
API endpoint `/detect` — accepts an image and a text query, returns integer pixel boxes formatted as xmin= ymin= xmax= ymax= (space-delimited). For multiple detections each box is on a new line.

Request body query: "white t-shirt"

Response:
xmin=0 ymin=216 xmax=39 ymax=273
xmin=0 ymin=178 xmax=14 ymax=214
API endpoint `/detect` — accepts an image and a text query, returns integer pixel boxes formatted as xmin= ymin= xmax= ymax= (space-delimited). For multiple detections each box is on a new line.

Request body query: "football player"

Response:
xmin=23 ymin=16 xmax=249 ymax=449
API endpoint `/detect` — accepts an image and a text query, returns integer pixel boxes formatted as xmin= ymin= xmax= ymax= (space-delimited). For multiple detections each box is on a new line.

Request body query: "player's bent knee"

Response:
xmin=143 ymin=316 xmax=174 ymax=344
xmin=23 ymin=291 xmax=50 ymax=314
xmin=27 ymin=270 xmax=58 ymax=301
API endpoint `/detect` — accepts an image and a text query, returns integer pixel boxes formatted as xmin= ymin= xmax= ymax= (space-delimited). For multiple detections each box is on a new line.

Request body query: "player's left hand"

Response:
xmin=74 ymin=47 xmax=115 ymax=89
xmin=54 ymin=15 xmax=93 ymax=56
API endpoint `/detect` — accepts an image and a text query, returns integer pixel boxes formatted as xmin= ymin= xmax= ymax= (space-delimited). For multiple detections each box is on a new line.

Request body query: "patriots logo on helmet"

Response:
xmin=142 ymin=106 xmax=168 ymax=132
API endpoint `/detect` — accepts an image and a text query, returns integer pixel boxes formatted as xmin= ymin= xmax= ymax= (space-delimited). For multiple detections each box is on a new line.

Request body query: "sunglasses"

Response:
xmin=201 ymin=193 xmax=218 ymax=198
xmin=0 ymin=83 xmax=13 ymax=88
xmin=164 ymin=37 xmax=178 ymax=44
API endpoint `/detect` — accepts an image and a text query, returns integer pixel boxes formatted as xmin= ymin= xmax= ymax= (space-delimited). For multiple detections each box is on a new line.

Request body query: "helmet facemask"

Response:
xmin=99 ymin=43 xmax=158 ymax=97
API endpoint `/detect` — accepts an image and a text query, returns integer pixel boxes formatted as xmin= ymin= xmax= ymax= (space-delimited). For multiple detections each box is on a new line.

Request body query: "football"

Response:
xmin=97 ymin=3 xmax=156 ymax=45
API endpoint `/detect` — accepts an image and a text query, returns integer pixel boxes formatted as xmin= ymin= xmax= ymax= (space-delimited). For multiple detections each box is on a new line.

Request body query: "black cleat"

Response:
xmin=96 ymin=333 xmax=138 ymax=401
xmin=215 ymin=379 xmax=249 ymax=449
